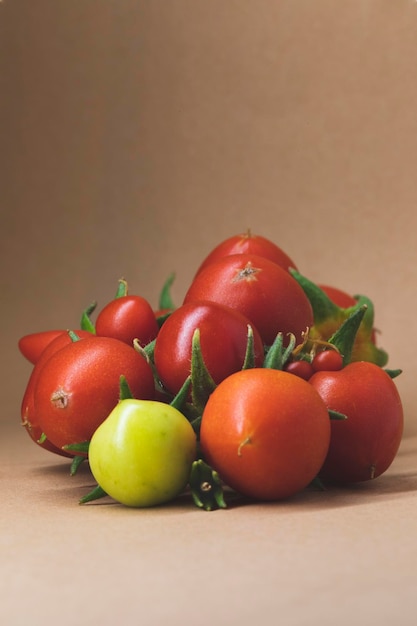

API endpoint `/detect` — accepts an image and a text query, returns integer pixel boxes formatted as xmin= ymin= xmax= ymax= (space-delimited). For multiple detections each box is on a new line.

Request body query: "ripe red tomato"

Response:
xmin=309 ymin=362 xmax=404 ymax=484
xmin=184 ymin=254 xmax=313 ymax=346
xmin=311 ymin=349 xmax=344 ymax=372
xmin=194 ymin=231 xmax=298 ymax=276
xmin=284 ymin=359 xmax=314 ymax=381
xmin=21 ymin=330 xmax=93 ymax=456
xmin=18 ymin=329 xmax=90 ymax=364
xmin=318 ymin=284 xmax=358 ymax=309
xmin=34 ymin=336 xmax=155 ymax=452
xmin=153 ymin=301 xmax=265 ymax=396
xmin=200 ymin=368 xmax=331 ymax=501
xmin=95 ymin=295 xmax=159 ymax=347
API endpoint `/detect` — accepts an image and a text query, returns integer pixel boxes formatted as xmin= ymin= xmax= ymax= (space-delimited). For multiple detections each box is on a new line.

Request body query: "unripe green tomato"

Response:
xmin=88 ymin=399 xmax=197 ymax=507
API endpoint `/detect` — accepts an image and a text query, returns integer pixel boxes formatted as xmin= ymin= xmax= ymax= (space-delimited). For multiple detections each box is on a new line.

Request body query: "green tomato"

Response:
xmin=88 ymin=399 xmax=197 ymax=507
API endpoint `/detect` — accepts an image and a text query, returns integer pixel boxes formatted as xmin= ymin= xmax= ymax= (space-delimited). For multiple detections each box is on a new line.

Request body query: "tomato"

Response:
xmin=200 ymin=368 xmax=331 ymax=501
xmin=284 ymin=359 xmax=314 ymax=381
xmin=34 ymin=336 xmax=155 ymax=452
xmin=18 ymin=329 xmax=91 ymax=364
xmin=194 ymin=231 xmax=298 ymax=276
xmin=153 ymin=301 xmax=265 ymax=396
xmin=95 ymin=295 xmax=159 ymax=347
xmin=318 ymin=285 xmax=358 ymax=309
xmin=309 ymin=362 xmax=404 ymax=484
xmin=88 ymin=399 xmax=197 ymax=507
xmin=184 ymin=254 xmax=313 ymax=346
xmin=20 ymin=330 xmax=93 ymax=456
xmin=311 ymin=349 xmax=344 ymax=372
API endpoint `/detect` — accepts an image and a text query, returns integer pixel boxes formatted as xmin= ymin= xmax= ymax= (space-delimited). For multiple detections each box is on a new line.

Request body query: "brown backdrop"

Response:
xmin=3 ymin=1 xmax=417 ymax=433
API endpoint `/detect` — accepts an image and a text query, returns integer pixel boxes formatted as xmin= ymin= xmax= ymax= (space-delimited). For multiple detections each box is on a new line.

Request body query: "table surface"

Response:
xmin=1 ymin=420 xmax=417 ymax=626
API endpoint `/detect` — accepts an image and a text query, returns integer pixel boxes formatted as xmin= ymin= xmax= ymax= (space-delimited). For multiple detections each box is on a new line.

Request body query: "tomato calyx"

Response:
xmin=290 ymin=269 xmax=388 ymax=367
xmin=232 ymin=261 xmax=262 ymax=283
xmin=189 ymin=459 xmax=227 ymax=511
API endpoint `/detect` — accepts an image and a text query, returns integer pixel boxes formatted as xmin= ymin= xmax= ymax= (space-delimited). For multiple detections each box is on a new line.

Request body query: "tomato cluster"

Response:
xmin=17 ymin=230 xmax=404 ymax=510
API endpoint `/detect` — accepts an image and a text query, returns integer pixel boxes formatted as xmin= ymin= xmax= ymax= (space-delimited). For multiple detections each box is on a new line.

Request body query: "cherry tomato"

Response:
xmin=18 ymin=329 xmax=91 ymax=364
xmin=34 ymin=336 xmax=155 ymax=451
xmin=88 ymin=399 xmax=197 ymax=507
xmin=200 ymin=368 xmax=331 ymax=501
xmin=20 ymin=330 xmax=93 ymax=456
xmin=311 ymin=349 xmax=344 ymax=372
xmin=195 ymin=231 xmax=298 ymax=276
xmin=184 ymin=254 xmax=313 ymax=346
xmin=284 ymin=359 xmax=314 ymax=381
xmin=309 ymin=362 xmax=403 ymax=484
xmin=95 ymin=295 xmax=159 ymax=347
xmin=153 ymin=301 xmax=265 ymax=396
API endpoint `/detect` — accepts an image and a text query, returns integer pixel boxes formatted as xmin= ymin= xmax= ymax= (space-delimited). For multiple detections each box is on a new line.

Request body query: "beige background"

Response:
xmin=3 ymin=1 xmax=417 ymax=436
xmin=2 ymin=3 xmax=417 ymax=626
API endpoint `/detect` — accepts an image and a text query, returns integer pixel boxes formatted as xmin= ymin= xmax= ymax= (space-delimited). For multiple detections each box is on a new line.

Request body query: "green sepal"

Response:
xmin=69 ymin=455 xmax=87 ymax=476
xmin=189 ymin=459 xmax=227 ymax=511
xmin=38 ymin=432 xmax=47 ymax=444
xmin=63 ymin=440 xmax=90 ymax=454
xmin=68 ymin=329 xmax=81 ymax=342
xmin=80 ymin=301 xmax=97 ymax=333
xmin=170 ymin=375 xmax=192 ymax=412
xmin=327 ymin=305 xmax=367 ymax=366
xmin=241 ymin=325 xmax=256 ymax=370
xmin=309 ymin=475 xmax=326 ymax=491
xmin=115 ymin=278 xmax=128 ymax=298
xmin=79 ymin=484 xmax=108 ymax=505
xmin=158 ymin=272 xmax=176 ymax=311
xmin=263 ymin=332 xmax=296 ymax=370
xmin=119 ymin=374 xmax=134 ymax=400
xmin=328 ymin=409 xmax=348 ymax=420
xmin=385 ymin=368 xmax=402 ymax=379
xmin=156 ymin=310 xmax=172 ymax=329
xmin=190 ymin=329 xmax=217 ymax=414
xmin=290 ymin=269 xmax=340 ymax=324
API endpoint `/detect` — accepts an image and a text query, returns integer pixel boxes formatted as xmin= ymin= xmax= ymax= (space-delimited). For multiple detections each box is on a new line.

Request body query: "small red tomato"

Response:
xmin=153 ymin=301 xmax=265 ymax=396
xmin=18 ymin=329 xmax=90 ymax=364
xmin=34 ymin=336 xmax=155 ymax=451
xmin=21 ymin=330 xmax=93 ymax=456
xmin=95 ymin=295 xmax=159 ymax=347
xmin=311 ymin=349 xmax=344 ymax=372
xmin=318 ymin=284 xmax=357 ymax=309
xmin=309 ymin=362 xmax=404 ymax=484
xmin=184 ymin=254 xmax=313 ymax=346
xmin=200 ymin=368 xmax=331 ymax=501
xmin=195 ymin=231 xmax=298 ymax=276
xmin=284 ymin=359 xmax=314 ymax=381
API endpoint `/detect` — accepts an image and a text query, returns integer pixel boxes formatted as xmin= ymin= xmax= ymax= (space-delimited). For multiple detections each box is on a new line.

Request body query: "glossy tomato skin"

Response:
xmin=95 ymin=295 xmax=159 ymax=347
xmin=153 ymin=301 xmax=265 ymax=396
xmin=184 ymin=254 xmax=313 ymax=346
xmin=18 ymin=329 xmax=91 ymax=364
xmin=200 ymin=368 xmax=331 ymax=501
xmin=34 ymin=336 xmax=155 ymax=452
xmin=311 ymin=350 xmax=344 ymax=373
xmin=318 ymin=285 xmax=357 ymax=309
xmin=21 ymin=330 xmax=93 ymax=456
xmin=195 ymin=231 xmax=298 ymax=276
xmin=309 ymin=362 xmax=404 ymax=484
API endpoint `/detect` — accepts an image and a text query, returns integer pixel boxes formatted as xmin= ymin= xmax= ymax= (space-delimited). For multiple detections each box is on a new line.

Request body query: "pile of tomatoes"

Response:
xmin=18 ymin=231 xmax=404 ymax=510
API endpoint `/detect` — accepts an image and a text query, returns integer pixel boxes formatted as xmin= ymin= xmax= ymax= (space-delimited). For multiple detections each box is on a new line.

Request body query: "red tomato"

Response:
xmin=200 ymin=368 xmax=331 ymax=501
xmin=184 ymin=254 xmax=313 ymax=346
xmin=153 ymin=301 xmax=265 ymax=396
xmin=318 ymin=285 xmax=357 ymax=309
xmin=21 ymin=330 xmax=93 ymax=456
xmin=309 ymin=362 xmax=403 ymax=484
xmin=95 ymin=295 xmax=159 ymax=347
xmin=311 ymin=349 xmax=344 ymax=372
xmin=195 ymin=231 xmax=298 ymax=276
xmin=18 ymin=329 xmax=90 ymax=364
xmin=284 ymin=359 xmax=314 ymax=381
xmin=34 ymin=336 xmax=155 ymax=452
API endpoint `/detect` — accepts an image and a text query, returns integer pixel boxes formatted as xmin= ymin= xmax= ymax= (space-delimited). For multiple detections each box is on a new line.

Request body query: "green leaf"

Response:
xmin=79 ymin=484 xmax=108 ymax=505
xmin=158 ymin=272 xmax=176 ymax=310
xmin=328 ymin=409 xmax=348 ymax=420
xmin=70 ymin=455 xmax=87 ymax=476
xmin=328 ymin=304 xmax=367 ymax=366
xmin=384 ymin=368 xmax=402 ymax=379
xmin=263 ymin=332 xmax=296 ymax=370
xmin=290 ymin=269 xmax=340 ymax=324
xmin=80 ymin=301 xmax=97 ymax=333
xmin=63 ymin=440 xmax=90 ymax=454
xmin=190 ymin=329 xmax=217 ymax=414
xmin=119 ymin=375 xmax=134 ymax=400
xmin=241 ymin=325 xmax=256 ymax=370
xmin=189 ymin=460 xmax=227 ymax=511
xmin=170 ymin=375 xmax=192 ymax=412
